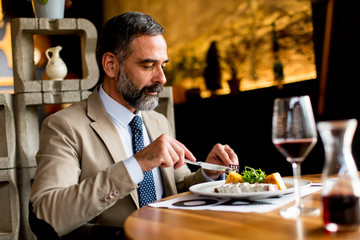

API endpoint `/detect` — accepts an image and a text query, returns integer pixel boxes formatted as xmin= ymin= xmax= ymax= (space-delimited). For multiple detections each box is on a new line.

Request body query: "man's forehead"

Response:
xmin=129 ymin=34 xmax=168 ymax=61
xmin=131 ymin=34 xmax=167 ymax=47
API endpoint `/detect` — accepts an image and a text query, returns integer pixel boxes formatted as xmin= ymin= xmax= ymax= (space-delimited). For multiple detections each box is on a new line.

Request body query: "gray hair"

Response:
xmin=96 ymin=12 xmax=165 ymax=74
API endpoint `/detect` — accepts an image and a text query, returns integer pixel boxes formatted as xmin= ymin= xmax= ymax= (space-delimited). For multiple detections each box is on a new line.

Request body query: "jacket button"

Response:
xmin=110 ymin=190 xmax=120 ymax=198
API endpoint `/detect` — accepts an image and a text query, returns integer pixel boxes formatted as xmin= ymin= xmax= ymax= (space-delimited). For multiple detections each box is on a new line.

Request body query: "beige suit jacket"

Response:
xmin=30 ymin=87 xmax=206 ymax=236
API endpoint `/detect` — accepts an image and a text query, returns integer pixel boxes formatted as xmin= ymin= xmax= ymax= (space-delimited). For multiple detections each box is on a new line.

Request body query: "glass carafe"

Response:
xmin=317 ymin=119 xmax=360 ymax=232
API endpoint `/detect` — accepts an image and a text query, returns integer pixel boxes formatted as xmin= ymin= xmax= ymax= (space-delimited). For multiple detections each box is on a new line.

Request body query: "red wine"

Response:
xmin=274 ymin=138 xmax=315 ymax=162
xmin=322 ymin=195 xmax=360 ymax=232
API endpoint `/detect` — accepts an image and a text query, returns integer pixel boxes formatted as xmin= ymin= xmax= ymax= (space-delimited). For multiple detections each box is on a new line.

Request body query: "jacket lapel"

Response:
xmin=87 ymin=88 xmax=128 ymax=164
xmin=142 ymin=112 xmax=163 ymax=140
xmin=86 ymin=88 xmax=139 ymax=206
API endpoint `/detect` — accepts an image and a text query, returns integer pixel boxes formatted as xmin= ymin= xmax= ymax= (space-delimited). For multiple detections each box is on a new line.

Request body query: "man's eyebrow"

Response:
xmin=137 ymin=58 xmax=170 ymax=64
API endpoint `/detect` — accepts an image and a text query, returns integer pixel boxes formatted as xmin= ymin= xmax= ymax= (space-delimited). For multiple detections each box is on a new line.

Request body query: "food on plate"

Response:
xmin=265 ymin=172 xmax=287 ymax=190
xmin=225 ymin=171 xmax=244 ymax=184
xmin=241 ymin=166 xmax=267 ymax=183
xmin=215 ymin=166 xmax=287 ymax=193
xmin=215 ymin=182 xmax=278 ymax=193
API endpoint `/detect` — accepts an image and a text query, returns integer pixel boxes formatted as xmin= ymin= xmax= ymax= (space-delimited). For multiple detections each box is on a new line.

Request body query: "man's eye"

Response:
xmin=143 ymin=65 xmax=153 ymax=70
xmin=161 ymin=65 xmax=167 ymax=71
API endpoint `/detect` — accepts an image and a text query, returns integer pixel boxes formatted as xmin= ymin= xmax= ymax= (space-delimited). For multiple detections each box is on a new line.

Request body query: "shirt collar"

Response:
xmin=98 ymin=85 xmax=142 ymax=128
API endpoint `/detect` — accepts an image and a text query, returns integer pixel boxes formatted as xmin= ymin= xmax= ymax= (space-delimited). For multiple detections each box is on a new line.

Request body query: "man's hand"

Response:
xmin=203 ymin=144 xmax=239 ymax=180
xmin=134 ymin=134 xmax=196 ymax=172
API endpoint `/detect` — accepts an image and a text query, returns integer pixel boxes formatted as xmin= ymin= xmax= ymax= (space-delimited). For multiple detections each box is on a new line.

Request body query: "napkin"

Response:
xmin=149 ymin=186 xmax=322 ymax=213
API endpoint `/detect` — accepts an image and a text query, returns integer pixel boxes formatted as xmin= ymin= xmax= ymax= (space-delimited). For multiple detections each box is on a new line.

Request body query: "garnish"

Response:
xmin=241 ymin=166 xmax=267 ymax=184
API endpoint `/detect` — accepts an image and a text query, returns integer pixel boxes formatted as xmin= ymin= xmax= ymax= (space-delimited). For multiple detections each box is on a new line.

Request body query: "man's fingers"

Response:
xmin=212 ymin=144 xmax=238 ymax=166
xmin=157 ymin=135 xmax=195 ymax=169
xmin=169 ymin=138 xmax=196 ymax=163
xmin=137 ymin=134 xmax=195 ymax=170
xmin=223 ymin=145 xmax=239 ymax=165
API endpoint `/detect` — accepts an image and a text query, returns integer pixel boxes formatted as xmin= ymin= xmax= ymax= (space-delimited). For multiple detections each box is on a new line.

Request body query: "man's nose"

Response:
xmin=153 ymin=66 xmax=167 ymax=85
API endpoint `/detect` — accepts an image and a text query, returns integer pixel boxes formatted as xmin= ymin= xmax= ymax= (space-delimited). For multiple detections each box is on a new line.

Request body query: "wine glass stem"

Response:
xmin=291 ymin=162 xmax=302 ymax=208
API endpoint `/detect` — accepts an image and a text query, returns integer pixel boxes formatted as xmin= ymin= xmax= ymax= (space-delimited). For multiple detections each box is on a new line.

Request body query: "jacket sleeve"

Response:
xmin=30 ymin=113 xmax=137 ymax=236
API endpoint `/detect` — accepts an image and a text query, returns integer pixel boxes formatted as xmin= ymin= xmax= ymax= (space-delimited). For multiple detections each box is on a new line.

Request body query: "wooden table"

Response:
xmin=124 ymin=174 xmax=360 ymax=239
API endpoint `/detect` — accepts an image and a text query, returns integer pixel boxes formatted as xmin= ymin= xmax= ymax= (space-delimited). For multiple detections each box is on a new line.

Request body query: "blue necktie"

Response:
xmin=129 ymin=116 xmax=157 ymax=207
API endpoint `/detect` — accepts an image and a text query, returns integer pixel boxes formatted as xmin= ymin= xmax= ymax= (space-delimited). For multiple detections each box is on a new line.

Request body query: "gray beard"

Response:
xmin=116 ymin=66 xmax=162 ymax=111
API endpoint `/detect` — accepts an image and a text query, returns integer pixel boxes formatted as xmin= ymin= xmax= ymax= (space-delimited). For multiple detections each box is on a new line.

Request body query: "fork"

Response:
xmin=229 ymin=164 xmax=240 ymax=173
xmin=212 ymin=152 xmax=240 ymax=173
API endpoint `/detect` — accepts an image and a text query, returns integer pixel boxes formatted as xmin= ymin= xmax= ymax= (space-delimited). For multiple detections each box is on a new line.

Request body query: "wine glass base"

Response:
xmin=280 ymin=206 xmax=320 ymax=219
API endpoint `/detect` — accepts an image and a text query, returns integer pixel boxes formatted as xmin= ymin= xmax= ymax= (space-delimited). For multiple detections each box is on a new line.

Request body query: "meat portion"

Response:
xmin=215 ymin=182 xmax=279 ymax=193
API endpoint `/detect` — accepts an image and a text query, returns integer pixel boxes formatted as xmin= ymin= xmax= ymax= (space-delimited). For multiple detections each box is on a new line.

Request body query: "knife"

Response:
xmin=184 ymin=159 xmax=237 ymax=174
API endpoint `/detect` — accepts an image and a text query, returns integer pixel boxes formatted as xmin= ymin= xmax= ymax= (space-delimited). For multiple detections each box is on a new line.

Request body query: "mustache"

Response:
xmin=141 ymin=84 xmax=163 ymax=94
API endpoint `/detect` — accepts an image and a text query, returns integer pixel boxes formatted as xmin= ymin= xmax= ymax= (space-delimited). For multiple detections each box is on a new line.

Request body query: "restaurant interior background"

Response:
xmin=1 ymin=0 xmax=360 ymax=177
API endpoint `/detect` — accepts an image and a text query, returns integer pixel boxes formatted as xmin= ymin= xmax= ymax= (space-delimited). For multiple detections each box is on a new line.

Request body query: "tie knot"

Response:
xmin=129 ymin=115 xmax=143 ymax=132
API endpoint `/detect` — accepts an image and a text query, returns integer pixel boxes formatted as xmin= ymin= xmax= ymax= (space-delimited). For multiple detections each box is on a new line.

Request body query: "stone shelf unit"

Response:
xmin=0 ymin=169 xmax=20 ymax=240
xmin=0 ymin=94 xmax=16 ymax=169
xmin=8 ymin=18 xmax=100 ymax=240
xmin=11 ymin=18 xmax=99 ymax=96
xmin=0 ymin=94 xmax=19 ymax=240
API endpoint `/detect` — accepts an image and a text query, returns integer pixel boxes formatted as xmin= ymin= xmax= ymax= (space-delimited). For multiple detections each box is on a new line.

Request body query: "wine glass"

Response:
xmin=272 ymin=95 xmax=319 ymax=218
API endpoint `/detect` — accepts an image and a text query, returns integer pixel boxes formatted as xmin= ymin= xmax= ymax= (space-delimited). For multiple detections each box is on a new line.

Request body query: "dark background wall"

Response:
xmin=175 ymin=79 xmax=322 ymax=177
xmin=175 ymin=0 xmax=360 ymax=177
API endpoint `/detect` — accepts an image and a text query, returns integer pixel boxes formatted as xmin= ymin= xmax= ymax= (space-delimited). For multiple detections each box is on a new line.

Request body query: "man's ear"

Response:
xmin=102 ymin=52 xmax=118 ymax=78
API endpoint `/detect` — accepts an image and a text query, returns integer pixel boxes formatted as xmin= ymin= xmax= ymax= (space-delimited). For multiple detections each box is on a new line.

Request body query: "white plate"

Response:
xmin=189 ymin=178 xmax=312 ymax=200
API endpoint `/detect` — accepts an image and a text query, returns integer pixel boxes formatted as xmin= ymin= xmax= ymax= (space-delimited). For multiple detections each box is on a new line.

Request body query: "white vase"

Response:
xmin=31 ymin=0 xmax=65 ymax=19
xmin=45 ymin=46 xmax=68 ymax=80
